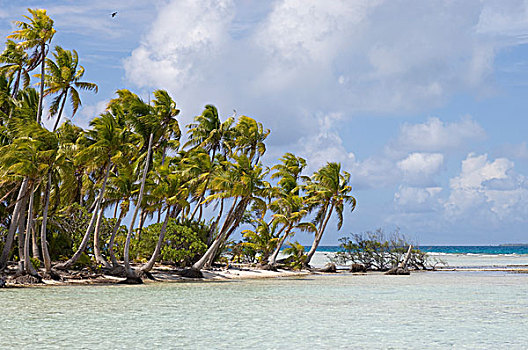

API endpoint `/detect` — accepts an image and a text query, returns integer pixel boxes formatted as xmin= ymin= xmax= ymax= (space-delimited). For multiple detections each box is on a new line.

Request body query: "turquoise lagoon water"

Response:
xmin=2 ymin=270 xmax=528 ymax=349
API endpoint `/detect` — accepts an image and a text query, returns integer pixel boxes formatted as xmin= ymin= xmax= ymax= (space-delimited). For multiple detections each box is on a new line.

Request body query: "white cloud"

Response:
xmin=445 ymin=153 xmax=528 ymax=222
xmin=394 ymin=186 xmax=442 ymax=213
xmin=390 ymin=117 xmax=486 ymax=155
xmin=397 ymin=152 xmax=444 ymax=186
xmin=123 ymin=1 xmax=524 ymax=142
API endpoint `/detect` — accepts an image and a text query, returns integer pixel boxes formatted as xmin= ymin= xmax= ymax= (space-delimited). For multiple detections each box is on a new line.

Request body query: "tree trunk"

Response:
xmin=124 ymin=132 xmax=153 ymax=278
xmin=11 ymin=69 xmax=21 ymax=99
xmin=16 ymin=197 xmax=28 ymax=272
xmin=36 ymin=44 xmax=45 ymax=124
xmin=93 ymin=202 xmax=111 ymax=269
xmin=108 ymin=208 xmax=125 ymax=267
xmin=40 ymin=172 xmax=52 ymax=273
xmin=194 ymin=198 xmax=247 ymax=270
xmin=24 ymin=184 xmax=38 ymax=276
xmin=31 ymin=222 xmax=40 ymax=260
xmin=305 ymin=203 xmax=334 ymax=266
xmin=399 ymin=245 xmax=413 ymax=269
xmin=268 ymin=226 xmax=291 ymax=266
xmin=55 ymin=160 xmax=112 ymax=270
xmin=137 ymin=208 xmax=147 ymax=244
xmin=0 ymin=178 xmax=28 ymax=270
xmin=207 ymin=198 xmax=224 ymax=245
xmin=52 ymin=90 xmax=68 ymax=132
xmin=140 ymin=206 xmax=172 ymax=273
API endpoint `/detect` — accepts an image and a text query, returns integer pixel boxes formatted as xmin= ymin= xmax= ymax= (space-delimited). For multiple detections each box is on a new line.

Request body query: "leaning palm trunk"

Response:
xmin=305 ymin=203 xmax=334 ymax=266
xmin=40 ymin=172 xmax=52 ymax=273
xmin=124 ymin=133 xmax=153 ymax=278
xmin=52 ymin=89 xmax=68 ymax=132
xmin=55 ymin=160 xmax=112 ymax=270
xmin=36 ymin=43 xmax=45 ymax=124
xmin=93 ymin=204 xmax=111 ymax=269
xmin=108 ymin=208 xmax=125 ymax=267
xmin=140 ymin=206 xmax=177 ymax=273
xmin=193 ymin=199 xmax=248 ymax=270
xmin=268 ymin=227 xmax=291 ymax=266
xmin=16 ymin=197 xmax=28 ymax=272
xmin=23 ymin=184 xmax=38 ymax=276
xmin=0 ymin=178 xmax=28 ymax=270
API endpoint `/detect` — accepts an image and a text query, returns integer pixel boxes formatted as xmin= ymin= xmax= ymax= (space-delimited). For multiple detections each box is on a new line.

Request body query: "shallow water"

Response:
xmin=2 ymin=271 xmax=527 ymax=349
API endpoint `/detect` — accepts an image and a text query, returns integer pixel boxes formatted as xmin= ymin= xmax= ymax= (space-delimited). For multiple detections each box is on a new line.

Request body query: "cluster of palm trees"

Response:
xmin=0 ymin=9 xmax=356 ymax=280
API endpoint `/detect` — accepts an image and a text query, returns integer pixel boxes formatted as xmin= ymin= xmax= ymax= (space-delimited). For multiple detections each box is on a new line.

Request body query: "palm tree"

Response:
xmin=192 ymin=153 xmax=270 ymax=270
xmin=41 ymin=46 xmax=98 ymax=131
xmin=304 ymin=162 xmax=356 ymax=266
xmin=8 ymin=8 xmax=55 ymax=124
xmin=139 ymin=161 xmax=189 ymax=273
xmin=114 ymin=89 xmax=179 ymax=278
xmin=0 ymin=40 xmax=31 ymax=99
xmin=0 ymin=121 xmax=55 ymax=275
xmin=55 ymin=110 xmax=135 ymax=269
xmin=185 ymin=105 xmax=234 ymax=221
xmin=267 ymin=153 xmax=312 ymax=266
xmin=232 ymin=116 xmax=269 ymax=165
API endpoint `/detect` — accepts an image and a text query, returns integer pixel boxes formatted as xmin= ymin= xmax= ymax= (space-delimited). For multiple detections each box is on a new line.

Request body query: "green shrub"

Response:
xmin=127 ymin=218 xmax=209 ymax=267
xmin=283 ymin=241 xmax=307 ymax=270
xmin=332 ymin=229 xmax=434 ymax=270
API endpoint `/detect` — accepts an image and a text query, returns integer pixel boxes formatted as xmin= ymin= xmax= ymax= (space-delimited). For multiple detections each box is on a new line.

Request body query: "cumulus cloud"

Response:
xmin=394 ymin=186 xmax=442 ymax=213
xmin=445 ymin=153 xmax=528 ymax=223
xmin=389 ymin=117 xmax=486 ymax=155
xmin=397 ymin=153 xmax=444 ymax=186
xmin=123 ymin=1 xmax=525 ymax=146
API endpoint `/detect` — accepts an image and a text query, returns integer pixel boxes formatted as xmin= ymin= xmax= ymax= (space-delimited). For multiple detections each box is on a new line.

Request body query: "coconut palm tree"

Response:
xmin=0 ymin=40 xmax=31 ymax=99
xmin=0 ymin=121 xmax=56 ymax=275
xmin=55 ymin=110 xmax=136 ymax=269
xmin=192 ymin=153 xmax=270 ymax=270
xmin=304 ymin=162 xmax=356 ymax=266
xmin=41 ymin=45 xmax=98 ymax=131
xmin=185 ymin=105 xmax=234 ymax=221
xmin=8 ymin=8 xmax=55 ymax=124
xmin=139 ymin=160 xmax=189 ymax=273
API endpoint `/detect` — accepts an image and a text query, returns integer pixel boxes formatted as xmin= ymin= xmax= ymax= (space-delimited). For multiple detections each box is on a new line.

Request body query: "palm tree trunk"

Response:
xmin=137 ymin=208 xmax=147 ymax=243
xmin=203 ymin=199 xmax=249 ymax=269
xmin=207 ymin=198 xmax=224 ymax=245
xmin=24 ymin=184 xmax=38 ymax=275
xmin=52 ymin=91 xmax=68 ymax=132
xmin=93 ymin=202 xmax=111 ymax=269
xmin=36 ymin=43 xmax=45 ymax=124
xmin=268 ymin=226 xmax=290 ymax=266
xmin=55 ymin=160 xmax=112 ymax=270
xmin=140 ymin=206 xmax=174 ymax=273
xmin=108 ymin=208 xmax=125 ymax=267
xmin=124 ymin=132 xmax=153 ymax=278
xmin=194 ymin=198 xmax=248 ymax=270
xmin=11 ymin=69 xmax=21 ymax=99
xmin=40 ymin=172 xmax=52 ymax=273
xmin=17 ymin=197 xmax=28 ymax=272
xmin=305 ymin=203 xmax=334 ymax=266
xmin=0 ymin=178 xmax=28 ymax=270
xmin=31 ymin=223 xmax=40 ymax=260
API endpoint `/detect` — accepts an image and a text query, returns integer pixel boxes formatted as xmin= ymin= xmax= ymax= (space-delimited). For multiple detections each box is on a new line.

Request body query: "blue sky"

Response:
xmin=2 ymin=1 xmax=528 ymax=245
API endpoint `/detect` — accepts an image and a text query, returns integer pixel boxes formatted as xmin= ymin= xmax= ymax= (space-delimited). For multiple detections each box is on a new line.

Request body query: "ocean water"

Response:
xmin=312 ymin=245 xmax=528 ymax=270
xmin=1 ymin=271 xmax=528 ymax=349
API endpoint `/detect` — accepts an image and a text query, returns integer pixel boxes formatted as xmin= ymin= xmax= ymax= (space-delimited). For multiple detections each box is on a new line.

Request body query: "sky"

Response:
xmin=1 ymin=0 xmax=528 ymax=245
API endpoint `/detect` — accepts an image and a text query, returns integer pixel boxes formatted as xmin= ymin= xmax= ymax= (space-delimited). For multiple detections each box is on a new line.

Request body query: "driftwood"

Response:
xmin=316 ymin=263 xmax=337 ymax=273
xmin=350 ymin=263 xmax=367 ymax=272
xmin=385 ymin=245 xmax=412 ymax=275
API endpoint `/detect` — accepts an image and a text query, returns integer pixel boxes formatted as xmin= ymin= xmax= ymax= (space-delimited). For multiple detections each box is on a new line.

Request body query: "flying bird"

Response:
xmin=111 ymin=12 xmax=117 ymax=18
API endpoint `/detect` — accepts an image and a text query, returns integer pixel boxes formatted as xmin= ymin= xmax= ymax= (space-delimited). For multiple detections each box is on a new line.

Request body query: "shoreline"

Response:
xmin=3 ymin=264 xmax=528 ymax=288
